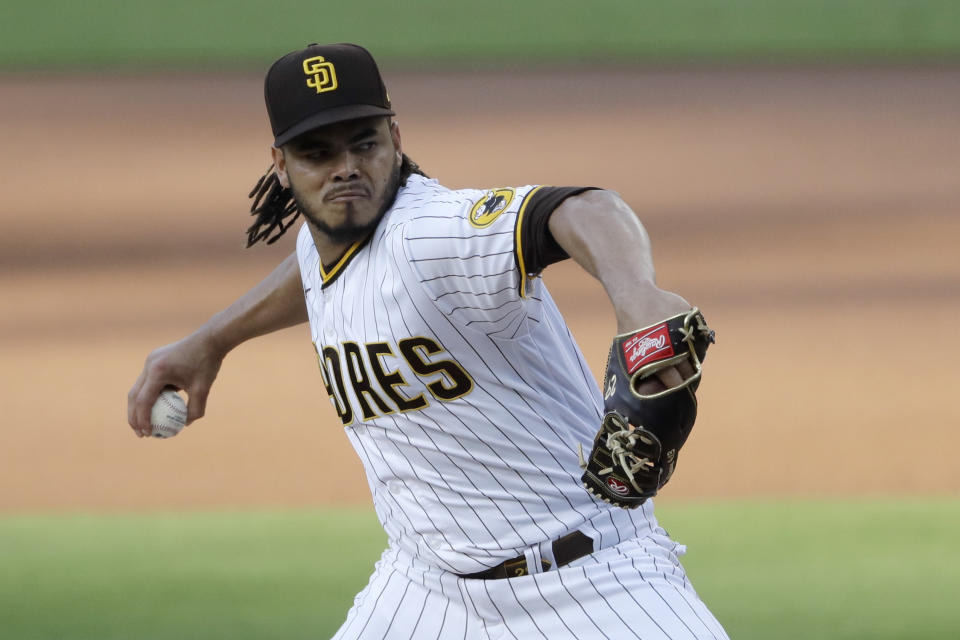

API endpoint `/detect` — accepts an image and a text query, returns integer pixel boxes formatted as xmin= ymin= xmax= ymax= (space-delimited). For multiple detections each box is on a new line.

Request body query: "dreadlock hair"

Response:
xmin=245 ymin=153 xmax=428 ymax=247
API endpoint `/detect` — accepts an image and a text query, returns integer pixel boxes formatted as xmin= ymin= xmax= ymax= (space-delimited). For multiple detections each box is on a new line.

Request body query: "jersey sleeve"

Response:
xmin=516 ymin=185 xmax=599 ymax=291
xmin=403 ymin=184 xmax=595 ymax=337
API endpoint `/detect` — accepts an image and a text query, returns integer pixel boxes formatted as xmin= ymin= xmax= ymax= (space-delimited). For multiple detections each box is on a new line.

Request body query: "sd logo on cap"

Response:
xmin=264 ymin=43 xmax=395 ymax=147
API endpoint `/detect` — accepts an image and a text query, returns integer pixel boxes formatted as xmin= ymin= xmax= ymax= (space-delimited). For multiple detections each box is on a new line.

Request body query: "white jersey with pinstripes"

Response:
xmin=297 ymin=174 xmax=729 ymax=639
xmin=297 ymin=174 xmax=659 ymax=574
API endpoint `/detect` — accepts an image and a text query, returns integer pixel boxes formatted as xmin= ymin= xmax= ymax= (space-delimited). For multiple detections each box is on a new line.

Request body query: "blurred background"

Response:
xmin=1 ymin=1 xmax=958 ymax=638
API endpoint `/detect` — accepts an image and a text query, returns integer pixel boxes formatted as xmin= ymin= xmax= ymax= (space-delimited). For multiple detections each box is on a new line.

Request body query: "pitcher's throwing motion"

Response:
xmin=128 ymin=43 xmax=729 ymax=639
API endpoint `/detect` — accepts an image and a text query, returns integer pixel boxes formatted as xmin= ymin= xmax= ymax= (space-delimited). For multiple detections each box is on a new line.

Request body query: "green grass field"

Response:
xmin=1 ymin=497 xmax=957 ymax=639
xmin=2 ymin=0 xmax=959 ymax=70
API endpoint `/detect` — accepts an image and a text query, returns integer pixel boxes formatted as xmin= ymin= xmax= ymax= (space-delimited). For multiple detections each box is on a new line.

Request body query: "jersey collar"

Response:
xmin=319 ymin=235 xmax=371 ymax=288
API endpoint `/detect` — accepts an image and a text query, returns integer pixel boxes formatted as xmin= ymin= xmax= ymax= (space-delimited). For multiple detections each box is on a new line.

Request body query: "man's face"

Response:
xmin=273 ymin=117 xmax=402 ymax=246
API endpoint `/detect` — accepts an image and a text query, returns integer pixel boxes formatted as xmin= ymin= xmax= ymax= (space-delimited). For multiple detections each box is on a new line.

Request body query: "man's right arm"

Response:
xmin=127 ymin=251 xmax=307 ymax=436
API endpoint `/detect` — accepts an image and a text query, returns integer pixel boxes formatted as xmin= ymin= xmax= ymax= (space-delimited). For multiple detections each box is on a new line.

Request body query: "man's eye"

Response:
xmin=357 ymin=141 xmax=376 ymax=152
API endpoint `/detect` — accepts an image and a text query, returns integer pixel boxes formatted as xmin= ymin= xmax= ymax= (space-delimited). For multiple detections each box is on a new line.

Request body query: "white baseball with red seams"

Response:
xmin=150 ymin=389 xmax=187 ymax=438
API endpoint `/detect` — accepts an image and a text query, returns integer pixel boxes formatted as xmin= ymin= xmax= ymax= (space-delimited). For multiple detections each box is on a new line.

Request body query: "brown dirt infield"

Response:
xmin=1 ymin=68 xmax=958 ymax=512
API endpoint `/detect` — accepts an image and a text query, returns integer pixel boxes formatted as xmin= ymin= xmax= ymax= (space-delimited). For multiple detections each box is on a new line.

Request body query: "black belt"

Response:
xmin=457 ymin=531 xmax=594 ymax=580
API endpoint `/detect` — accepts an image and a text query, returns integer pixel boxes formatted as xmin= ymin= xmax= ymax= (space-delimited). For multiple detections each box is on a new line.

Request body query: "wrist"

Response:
xmin=613 ymin=285 xmax=690 ymax=334
xmin=196 ymin=313 xmax=236 ymax=360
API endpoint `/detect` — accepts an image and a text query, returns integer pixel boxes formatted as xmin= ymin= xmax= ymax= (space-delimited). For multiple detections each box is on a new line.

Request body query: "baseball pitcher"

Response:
xmin=128 ymin=43 xmax=727 ymax=639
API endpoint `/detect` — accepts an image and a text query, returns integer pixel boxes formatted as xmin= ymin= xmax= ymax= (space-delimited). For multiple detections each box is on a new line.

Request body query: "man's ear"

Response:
xmin=390 ymin=121 xmax=402 ymax=162
xmin=271 ymin=146 xmax=290 ymax=188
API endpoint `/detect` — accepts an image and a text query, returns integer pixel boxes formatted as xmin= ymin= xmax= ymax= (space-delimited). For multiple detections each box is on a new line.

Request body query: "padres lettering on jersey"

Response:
xmin=314 ymin=337 xmax=474 ymax=425
xmin=296 ymin=174 xmax=656 ymax=576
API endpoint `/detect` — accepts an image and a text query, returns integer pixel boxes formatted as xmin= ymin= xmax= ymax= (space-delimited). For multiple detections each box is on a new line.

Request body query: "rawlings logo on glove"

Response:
xmin=623 ymin=326 xmax=672 ymax=372
xmin=579 ymin=308 xmax=715 ymax=509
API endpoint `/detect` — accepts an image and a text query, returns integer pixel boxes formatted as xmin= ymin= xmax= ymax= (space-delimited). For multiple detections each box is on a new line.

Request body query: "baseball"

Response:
xmin=150 ymin=388 xmax=187 ymax=438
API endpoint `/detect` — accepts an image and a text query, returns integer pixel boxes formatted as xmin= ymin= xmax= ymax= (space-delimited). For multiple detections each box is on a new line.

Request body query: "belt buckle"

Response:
xmin=502 ymin=557 xmax=530 ymax=578
xmin=502 ymin=556 xmax=552 ymax=578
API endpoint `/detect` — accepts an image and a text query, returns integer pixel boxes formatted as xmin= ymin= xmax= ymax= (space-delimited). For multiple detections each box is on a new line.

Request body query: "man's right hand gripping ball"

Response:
xmin=580 ymin=308 xmax=715 ymax=509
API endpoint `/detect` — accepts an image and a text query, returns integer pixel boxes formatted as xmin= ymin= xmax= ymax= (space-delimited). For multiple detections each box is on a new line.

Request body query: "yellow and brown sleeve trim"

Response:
xmin=513 ymin=186 xmax=599 ymax=298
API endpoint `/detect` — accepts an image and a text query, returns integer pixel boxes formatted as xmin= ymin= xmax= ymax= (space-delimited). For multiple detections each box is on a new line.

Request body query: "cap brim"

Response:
xmin=274 ymin=104 xmax=396 ymax=147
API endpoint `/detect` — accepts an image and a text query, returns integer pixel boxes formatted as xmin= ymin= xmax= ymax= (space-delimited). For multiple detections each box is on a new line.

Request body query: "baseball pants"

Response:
xmin=331 ymin=532 xmax=729 ymax=640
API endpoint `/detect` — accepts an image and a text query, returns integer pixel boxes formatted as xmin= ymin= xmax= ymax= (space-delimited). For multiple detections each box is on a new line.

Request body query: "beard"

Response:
xmin=292 ymin=161 xmax=402 ymax=246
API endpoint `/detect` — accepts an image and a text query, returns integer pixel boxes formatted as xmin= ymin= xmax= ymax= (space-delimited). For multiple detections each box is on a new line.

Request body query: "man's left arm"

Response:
xmin=548 ymin=189 xmax=689 ymax=344
xmin=547 ymin=189 xmax=715 ymax=508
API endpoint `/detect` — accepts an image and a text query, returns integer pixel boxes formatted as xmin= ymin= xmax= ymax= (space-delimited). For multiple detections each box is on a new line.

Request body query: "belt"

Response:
xmin=457 ymin=531 xmax=594 ymax=580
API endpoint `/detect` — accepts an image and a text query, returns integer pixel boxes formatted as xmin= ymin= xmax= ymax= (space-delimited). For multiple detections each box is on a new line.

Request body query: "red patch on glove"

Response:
xmin=622 ymin=324 xmax=674 ymax=374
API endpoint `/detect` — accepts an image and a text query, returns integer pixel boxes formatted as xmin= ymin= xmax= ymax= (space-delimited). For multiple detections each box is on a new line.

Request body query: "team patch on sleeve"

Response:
xmin=468 ymin=188 xmax=515 ymax=228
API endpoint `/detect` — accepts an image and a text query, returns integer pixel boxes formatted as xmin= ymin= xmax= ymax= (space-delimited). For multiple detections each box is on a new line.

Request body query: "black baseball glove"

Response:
xmin=579 ymin=308 xmax=715 ymax=509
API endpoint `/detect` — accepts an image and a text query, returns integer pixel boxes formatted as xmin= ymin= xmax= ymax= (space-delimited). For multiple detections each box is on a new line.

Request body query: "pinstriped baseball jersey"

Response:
xmin=204 ymin=39 xmax=727 ymax=638
xmin=296 ymin=174 xmax=662 ymax=575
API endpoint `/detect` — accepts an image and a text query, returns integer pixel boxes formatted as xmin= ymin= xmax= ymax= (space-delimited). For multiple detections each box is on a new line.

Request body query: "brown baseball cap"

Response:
xmin=265 ymin=43 xmax=395 ymax=147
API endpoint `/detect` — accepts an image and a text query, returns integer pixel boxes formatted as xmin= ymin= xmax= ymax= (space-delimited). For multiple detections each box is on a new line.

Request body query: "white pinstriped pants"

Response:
xmin=331 ymin=533 xmax=729 ymax=640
